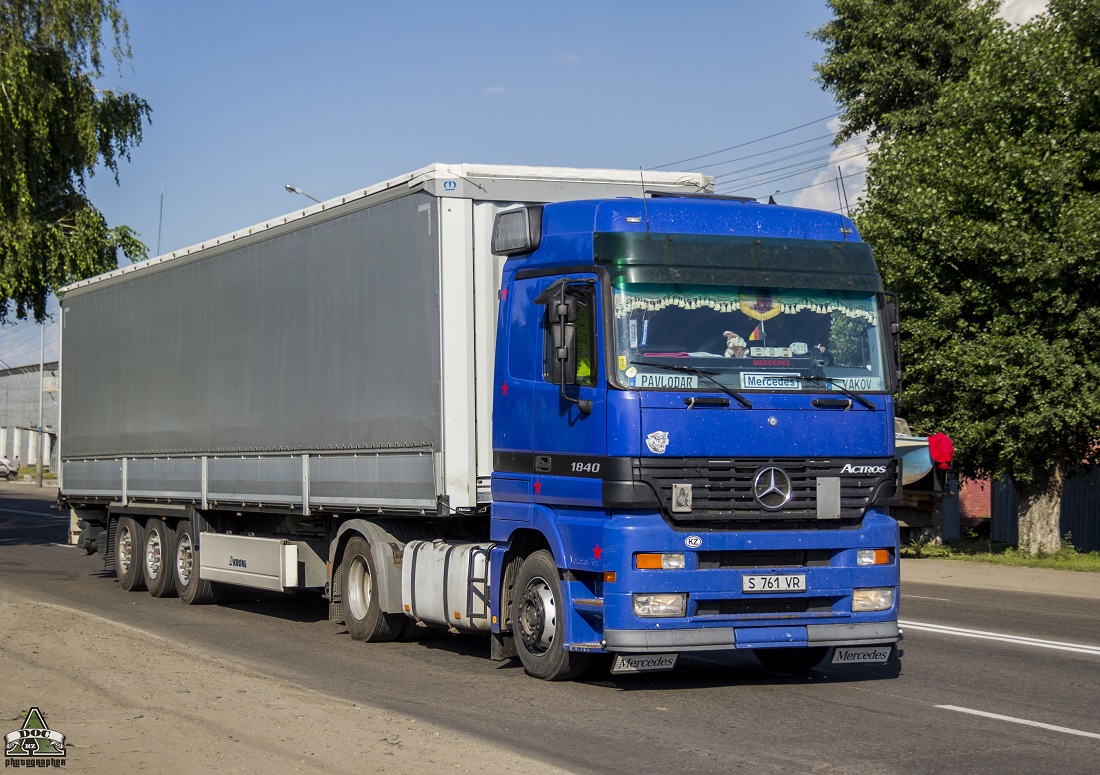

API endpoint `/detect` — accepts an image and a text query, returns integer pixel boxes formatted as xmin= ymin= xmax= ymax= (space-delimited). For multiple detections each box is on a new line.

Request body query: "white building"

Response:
xmin=0 ymin=361 xmax=59 ymax=472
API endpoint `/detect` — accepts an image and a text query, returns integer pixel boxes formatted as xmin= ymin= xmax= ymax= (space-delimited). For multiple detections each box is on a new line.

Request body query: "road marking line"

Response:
xmin=0 ymin=507 xmax=61 ymax=518
xmin=936 ymin=705 xmax=1100 ymax=740
xmin=900 ymin=620 xmax=1100 ymax=656
xmin=902 ymin=594 xmax=953 ymax=601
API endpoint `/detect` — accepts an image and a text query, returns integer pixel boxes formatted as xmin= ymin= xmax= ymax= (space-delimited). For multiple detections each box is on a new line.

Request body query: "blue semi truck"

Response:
xmin=62 ymin=164 xmax=902 ymax=680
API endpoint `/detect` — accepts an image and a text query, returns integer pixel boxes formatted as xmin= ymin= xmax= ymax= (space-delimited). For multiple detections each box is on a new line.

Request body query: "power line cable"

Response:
xmin=682 ymin=132 xmax=838 ymax=172
xmin=685 ymin=130 xmax=871 ymax=174
xmin=650 ymin=112 xmax=840 ymax=170
xmin=711 ymin=140 xmax=868 ymax=180
xmin=758 ymin=167 xmax=868 ymax=199
xmin=715 ymin=147 xmax=870 ymax=187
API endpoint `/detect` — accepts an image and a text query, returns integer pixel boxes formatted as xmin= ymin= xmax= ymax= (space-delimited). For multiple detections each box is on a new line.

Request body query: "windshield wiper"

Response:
xmin=629 ymin=361 xmax=752 ymax=408
xmin=795 ymin=375 xmax=877 ymax=411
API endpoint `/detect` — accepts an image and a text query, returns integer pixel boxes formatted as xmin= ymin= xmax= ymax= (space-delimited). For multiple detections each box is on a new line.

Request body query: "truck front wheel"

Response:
xmin=341 ymin=536 xmax=404 ymax=642
xmin=752 ymin=647 xmax=828 ymax=673
xmin=115 ymin=517 xmax=146 ymax=592
xmin=511 ymin=550 xmax=592 ymax=681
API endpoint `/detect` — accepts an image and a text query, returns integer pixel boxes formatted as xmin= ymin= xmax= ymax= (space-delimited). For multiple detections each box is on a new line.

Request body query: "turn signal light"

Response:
xmin=857 ymin=549 xmax=892 ymax=566
xmin=635 ymin=553 xmax=686 ymax=569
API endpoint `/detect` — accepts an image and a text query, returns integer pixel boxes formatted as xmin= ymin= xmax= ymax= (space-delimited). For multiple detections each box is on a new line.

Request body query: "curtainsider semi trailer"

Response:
xmin=62 ymin=163 xmax=903 ymax=680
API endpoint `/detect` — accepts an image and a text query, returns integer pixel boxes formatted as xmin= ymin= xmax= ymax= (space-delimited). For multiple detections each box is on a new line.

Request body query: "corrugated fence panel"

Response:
xmin=991 ymin=477 xmax=1018 ymax=545
xmin=989 ymin=470 xmax=1098 ymax=551
xmin=1061 ymin=466 xmax=1099 ymax=552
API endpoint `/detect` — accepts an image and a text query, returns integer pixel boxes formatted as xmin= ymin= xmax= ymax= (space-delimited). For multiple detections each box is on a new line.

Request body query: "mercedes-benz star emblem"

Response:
xmin=753 ymin=466 xmax=793 ymax=510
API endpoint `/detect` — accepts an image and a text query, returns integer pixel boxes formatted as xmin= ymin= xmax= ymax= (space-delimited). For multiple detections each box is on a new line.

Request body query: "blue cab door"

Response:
xmin=526 ymin=273 xmax=607 ymax=460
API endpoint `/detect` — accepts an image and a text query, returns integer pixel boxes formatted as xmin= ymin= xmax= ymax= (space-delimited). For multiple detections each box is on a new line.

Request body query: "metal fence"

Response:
xmin=991 ymin=467 xmax=1099 ymax=551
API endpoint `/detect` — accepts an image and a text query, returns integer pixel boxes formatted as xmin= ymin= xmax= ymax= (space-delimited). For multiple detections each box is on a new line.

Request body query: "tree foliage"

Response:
xmin=813 ymin=0 xmax=1002 ymax=141
xmin=0 ymin=0 xmax=150 ymax=322
xmin=816 ymin=0 xmax=1100 ymax=552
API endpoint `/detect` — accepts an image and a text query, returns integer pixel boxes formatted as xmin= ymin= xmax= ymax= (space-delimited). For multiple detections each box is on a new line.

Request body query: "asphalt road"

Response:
xmin=2 ymin=482 xmax=1097 ymax=775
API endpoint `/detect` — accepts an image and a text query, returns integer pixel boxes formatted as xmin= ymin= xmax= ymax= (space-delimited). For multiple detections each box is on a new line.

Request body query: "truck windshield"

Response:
xmin=611 ymin=283 xmax=890 ymax=393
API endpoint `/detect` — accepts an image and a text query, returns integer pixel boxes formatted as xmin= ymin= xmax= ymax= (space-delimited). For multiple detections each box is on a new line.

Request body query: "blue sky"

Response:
xmin=0 ymin=0 xmax=1045 ymax=367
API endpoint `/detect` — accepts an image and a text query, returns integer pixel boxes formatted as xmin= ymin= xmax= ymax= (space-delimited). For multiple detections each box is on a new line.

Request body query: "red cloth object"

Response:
xmin=928 ymin=432 xmax=954 ymax=470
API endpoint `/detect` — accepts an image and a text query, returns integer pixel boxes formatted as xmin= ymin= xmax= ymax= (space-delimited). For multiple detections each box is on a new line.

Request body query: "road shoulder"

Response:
xmin=0 ymin=594 xmax=574 ymax=774
xmin=902 ymin=558 xmax=1100 ymax=600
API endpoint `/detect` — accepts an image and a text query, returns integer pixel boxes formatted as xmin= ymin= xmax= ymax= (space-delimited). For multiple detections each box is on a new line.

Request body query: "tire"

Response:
xmin=115 ymin=517 xmax=146 ymax=591
xmin=340 ymin=536 xmax=404 ymax=642
xmin=511 ymin=550 xmax=592 ymax=681
xmin=753 ymin=647 xmax=828 ymax=673
xmin=143 ymin=520 xmax=177 ymax=598
xmin=174 ymin=520 xmax=222 ymax=605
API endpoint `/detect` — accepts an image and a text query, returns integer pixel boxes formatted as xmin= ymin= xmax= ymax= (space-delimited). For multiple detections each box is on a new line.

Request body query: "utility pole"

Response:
xmin=36 ymin=322 xmax=43 ymax=488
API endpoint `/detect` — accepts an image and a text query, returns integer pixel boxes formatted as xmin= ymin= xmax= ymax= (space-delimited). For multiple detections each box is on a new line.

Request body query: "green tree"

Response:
xmin=817 ymin=0 xmax=1100 ymax=553
xmin=812 ymin=0 xmax=1001 ymax=141
xmin=0 ymin=0 xmax=150 ymax=323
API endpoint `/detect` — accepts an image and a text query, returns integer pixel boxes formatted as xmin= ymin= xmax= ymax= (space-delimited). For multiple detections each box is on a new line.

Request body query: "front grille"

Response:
xmin=698 ymin=550 xmax=833 ymax=569
xmin=695 ymin=597 xmax=838 ymax=617
xmin=635 ymin=457 xmax=893 ymax=524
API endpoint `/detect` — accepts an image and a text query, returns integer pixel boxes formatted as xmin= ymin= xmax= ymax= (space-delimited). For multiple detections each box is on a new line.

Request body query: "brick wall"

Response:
xmin=959 ymin=477 xmax=992 ymax=519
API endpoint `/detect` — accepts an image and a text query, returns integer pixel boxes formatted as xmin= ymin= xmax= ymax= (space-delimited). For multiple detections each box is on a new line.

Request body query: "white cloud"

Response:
xmin=998 ymin=0 xmax=1047 ymax=25
xmin=791 ymin=117 xmax=874 ymax=214
xmin=560 ymin=51 xmax=581 ymax=65
xmin=484 ymin=86 xmax=505 ymax=96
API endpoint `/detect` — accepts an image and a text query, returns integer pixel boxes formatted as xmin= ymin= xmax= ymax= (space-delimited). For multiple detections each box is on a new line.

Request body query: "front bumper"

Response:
xmin=586 ymin=509 xmax=900 ymax=653
xmin=604 ymin=621 xmax=900 ymax=653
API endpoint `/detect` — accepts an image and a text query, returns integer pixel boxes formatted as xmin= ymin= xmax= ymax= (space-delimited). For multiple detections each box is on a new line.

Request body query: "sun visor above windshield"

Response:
xmin=594 ymin=233 xmax=883 ymax=293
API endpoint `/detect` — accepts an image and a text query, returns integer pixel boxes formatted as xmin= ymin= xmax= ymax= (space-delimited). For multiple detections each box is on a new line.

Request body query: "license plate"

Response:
xmin=742 ymin=573 xmax=807 ymax=593
xmin=830 ymin=646 xmax=893 ymax=665
xmin=610 ymin=653 xmax=679 ymax=674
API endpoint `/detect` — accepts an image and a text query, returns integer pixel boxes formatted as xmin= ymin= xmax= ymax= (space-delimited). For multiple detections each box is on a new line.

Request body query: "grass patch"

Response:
xmin=901 ymin=532 xmax=1100 ymax=572
xmin=16 ymin=469 xmax=57 ymax=481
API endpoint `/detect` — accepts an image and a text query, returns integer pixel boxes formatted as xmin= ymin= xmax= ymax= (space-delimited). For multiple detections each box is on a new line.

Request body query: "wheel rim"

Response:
xmin=176 ymin=533 xmax=194 ymax=586
xmin=118 ymin=525 xmax=133 ymax=575
xmin=146 ymin=530 xmax=163 ymax=580
xmin=518 ymin=576 xmax=557 ymax=655
xmin=346 ymin=554 xmax=372 ymax=621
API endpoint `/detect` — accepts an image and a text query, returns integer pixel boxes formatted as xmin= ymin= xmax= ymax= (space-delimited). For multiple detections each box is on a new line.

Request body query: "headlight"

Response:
xmin=852 ymin=587 xmax=895 ymax=612
xmin=633 ymin=593 xmax=687 ymax=617
xmin=635 ymin=553 xmax=686 ymax=570
xmin=857 ymin=549 xmax=892 ymax=566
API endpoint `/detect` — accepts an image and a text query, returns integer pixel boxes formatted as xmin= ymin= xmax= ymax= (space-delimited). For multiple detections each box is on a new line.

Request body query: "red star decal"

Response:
xmin=501 ymin=382 xmax=509 ymax=396
xmin=593 ymin=544 xmax=603 ymax=560
xmin=534 ymin=479 xmax=542 ymax=495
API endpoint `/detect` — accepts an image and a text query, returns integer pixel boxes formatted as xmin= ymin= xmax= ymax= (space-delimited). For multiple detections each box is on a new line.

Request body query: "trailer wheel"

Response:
xmin=341 ymin=536 xmax=404 ymax=642
xmin=752 ymin=647 xmax=828 ymax=673
xmin=511 ymin=550 xmax=592 ymax=681
xmin=143 ymin=520 xmax=178 ymax=598
xmin=174 ymin=520 xmax=222 ymax=605
xmin=115 ymin=517 xmax=146 ymax=591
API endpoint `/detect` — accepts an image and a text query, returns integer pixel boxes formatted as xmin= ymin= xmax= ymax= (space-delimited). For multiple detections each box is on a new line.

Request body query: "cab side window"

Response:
xmin=543 ymin=286 xmax=596 ymax=387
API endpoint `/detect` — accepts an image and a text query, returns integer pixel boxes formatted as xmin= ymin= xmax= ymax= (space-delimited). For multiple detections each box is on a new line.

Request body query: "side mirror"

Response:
xmin=549 ymin=321 xmax=578 ymax=386
xmin=537 ymin=279 xmax=592 ymax=415
xmin=884 ymin=291 xmax=902 ymax=399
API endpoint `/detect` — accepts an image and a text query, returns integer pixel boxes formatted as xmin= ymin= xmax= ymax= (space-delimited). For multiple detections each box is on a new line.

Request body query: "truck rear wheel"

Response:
xmin=143 ymin=520 xmax=177 ymax=598
xmin=341 ymin=536 xmax=404 ymax=642
xmin=115 ymin=517 xmax=146 ymax=591
xmin=174 ymin=520 xmax=222 ymax=605
xmin=752 ymin=647 xmax=828 ymax=673
xmin=511 ymin=550 xmax=592 ymax=681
